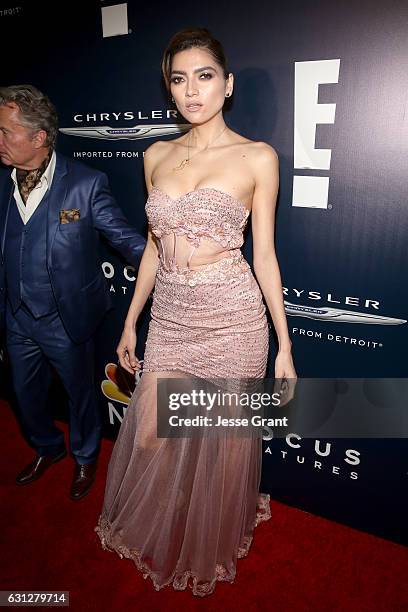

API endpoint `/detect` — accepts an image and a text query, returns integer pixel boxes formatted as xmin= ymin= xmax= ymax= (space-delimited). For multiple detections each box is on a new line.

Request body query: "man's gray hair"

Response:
xmin=0 ymin=84 xmax=58 ymax=149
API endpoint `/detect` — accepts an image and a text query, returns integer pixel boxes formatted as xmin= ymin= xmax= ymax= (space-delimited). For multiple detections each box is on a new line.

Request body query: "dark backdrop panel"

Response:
xmin=1 ymin=0 xmax=407 ymax=545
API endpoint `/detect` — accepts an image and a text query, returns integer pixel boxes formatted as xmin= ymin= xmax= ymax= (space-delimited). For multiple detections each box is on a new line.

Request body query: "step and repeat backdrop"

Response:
xmin=1 ymin=0 xmax=407 ymax=545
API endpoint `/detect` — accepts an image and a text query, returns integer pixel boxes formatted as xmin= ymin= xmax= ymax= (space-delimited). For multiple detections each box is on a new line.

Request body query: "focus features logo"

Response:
xmin=102 ymin=261 xmax=138 ymax=295
xmin=265 ymin=434 xmax=361 ymax=480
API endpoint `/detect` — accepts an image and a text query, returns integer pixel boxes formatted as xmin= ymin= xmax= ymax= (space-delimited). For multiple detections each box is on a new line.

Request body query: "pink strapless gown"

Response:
xmin=95 ymin=186 xmax=271 ymax=597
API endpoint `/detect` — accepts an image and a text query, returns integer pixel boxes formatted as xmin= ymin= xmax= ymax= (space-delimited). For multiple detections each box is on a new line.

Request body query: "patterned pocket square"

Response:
xmin=60 ymin=208 xmax=81 ymax=224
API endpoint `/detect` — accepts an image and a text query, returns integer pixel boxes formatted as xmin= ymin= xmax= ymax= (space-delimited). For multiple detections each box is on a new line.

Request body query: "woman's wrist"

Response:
xmin=125 ymin=317 xmax=137 ymax=331
xmin=278 ymin=340 xmax=292 ymax=353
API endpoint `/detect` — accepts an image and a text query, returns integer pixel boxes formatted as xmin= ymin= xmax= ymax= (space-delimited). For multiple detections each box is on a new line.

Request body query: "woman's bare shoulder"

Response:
xmin=235 ymin=140 xmax=279 ymax=192
xmin=227 ymin=130 xmax=278 ymax=164
xmin=241 ymin=139 xmax=278 ymax=162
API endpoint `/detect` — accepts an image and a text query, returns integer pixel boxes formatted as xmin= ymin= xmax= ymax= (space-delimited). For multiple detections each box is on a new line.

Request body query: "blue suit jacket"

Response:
xmin=0 ymin=152 xmax=146 ymax=343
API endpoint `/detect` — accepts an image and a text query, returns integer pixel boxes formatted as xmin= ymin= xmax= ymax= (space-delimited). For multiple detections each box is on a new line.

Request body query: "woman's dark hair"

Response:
xmin=161 ymin=27 xmax=230 ymax=91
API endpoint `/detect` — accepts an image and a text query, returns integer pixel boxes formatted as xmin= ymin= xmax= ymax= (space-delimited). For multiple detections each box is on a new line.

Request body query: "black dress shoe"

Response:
xmin=70 ymin=462 xmax=97 ymax=501
xmin=16 ymin=449 xmax=67 ymax=485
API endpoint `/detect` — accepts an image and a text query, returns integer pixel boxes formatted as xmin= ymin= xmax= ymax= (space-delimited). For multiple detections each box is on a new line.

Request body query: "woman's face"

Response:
xmin=170 ymin=47 xmax=232 ymax=123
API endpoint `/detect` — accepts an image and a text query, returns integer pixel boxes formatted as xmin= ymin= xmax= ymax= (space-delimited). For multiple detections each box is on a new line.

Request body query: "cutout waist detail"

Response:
xmin=156 ymin=248 xmax=250 ymax=286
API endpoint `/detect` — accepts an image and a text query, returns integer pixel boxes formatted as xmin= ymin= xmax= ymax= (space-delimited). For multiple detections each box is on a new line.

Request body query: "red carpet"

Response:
xmin=1 ymin=399 xmax=407 ymax=611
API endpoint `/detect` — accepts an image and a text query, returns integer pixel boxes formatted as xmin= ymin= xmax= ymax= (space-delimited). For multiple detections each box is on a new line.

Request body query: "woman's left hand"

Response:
xmin=275 ymin=349 xmax=297 ymax=380
xmin=274 ymin=349 xmax=297 ymax=405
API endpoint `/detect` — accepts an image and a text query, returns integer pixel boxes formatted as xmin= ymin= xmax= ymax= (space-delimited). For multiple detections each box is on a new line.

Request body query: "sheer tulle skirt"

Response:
xmin=95 ymin=254 xmax=271 ymax=597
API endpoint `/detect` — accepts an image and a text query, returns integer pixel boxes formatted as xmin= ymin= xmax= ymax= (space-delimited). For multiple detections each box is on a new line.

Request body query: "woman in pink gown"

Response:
xmin=95 ymin=27 xmax=296 ymax=597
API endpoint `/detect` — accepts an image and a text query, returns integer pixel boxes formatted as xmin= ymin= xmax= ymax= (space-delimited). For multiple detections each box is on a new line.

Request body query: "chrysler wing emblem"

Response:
xmin=59 ymin=123 xmax=191 ymax=140
xmin=284 ymin=301 xmax=406 ymax=325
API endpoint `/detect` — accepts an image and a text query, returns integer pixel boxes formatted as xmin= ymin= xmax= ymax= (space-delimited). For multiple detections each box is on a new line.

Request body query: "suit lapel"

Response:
xmin=0 ymin=174 xmax=14 ymax=258
xmin=47 ymin=152 xmax=68 ymax=265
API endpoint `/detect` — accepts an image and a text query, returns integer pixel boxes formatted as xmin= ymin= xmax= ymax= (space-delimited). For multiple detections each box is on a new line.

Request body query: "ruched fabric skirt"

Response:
xmin=95 ymin=251 xmax=272 ymax=597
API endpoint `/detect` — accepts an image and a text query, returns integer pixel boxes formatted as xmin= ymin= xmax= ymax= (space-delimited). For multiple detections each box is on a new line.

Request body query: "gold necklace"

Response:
xmin=172 ymin=125 xmax=227 ymax=172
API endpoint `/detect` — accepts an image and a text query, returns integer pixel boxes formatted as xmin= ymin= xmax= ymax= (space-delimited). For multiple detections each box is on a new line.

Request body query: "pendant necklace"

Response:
xmin=172 ymin=125 xmax=227 ymax=172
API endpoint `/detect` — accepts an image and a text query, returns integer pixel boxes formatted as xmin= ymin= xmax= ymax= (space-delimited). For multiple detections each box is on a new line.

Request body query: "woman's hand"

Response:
xmin=116 ymin=325 xmax=141 ymax=374
xmin=275 ymin=349 xmax=297 ymax=380
xmin=274 ymin=349 xmax=297 ymax=405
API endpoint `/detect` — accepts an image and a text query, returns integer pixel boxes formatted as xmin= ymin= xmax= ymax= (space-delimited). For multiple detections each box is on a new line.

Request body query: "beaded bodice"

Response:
xmin=145 ymin=186 xmax=251 ymax=271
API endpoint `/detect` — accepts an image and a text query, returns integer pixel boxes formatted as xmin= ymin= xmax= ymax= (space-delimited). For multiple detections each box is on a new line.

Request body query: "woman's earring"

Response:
xmin=171 ymin=96 xmax=175 ymax=103
xmin=225 ymin=92 xmax=231 ymax=98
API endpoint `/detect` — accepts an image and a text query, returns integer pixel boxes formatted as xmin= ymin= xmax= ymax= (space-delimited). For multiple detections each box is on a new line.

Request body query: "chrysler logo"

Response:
xmin=59 ymin=123 xmax=191 ymax=140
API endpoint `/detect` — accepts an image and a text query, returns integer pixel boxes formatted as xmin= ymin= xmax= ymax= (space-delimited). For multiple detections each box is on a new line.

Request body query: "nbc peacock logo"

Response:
xmin=101 ymin=362 xmax=144 ymax=405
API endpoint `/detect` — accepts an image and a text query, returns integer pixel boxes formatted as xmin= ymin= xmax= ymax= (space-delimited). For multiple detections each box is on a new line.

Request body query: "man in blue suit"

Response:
xmin=0 ymin=85 xmax=146 ymax=500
